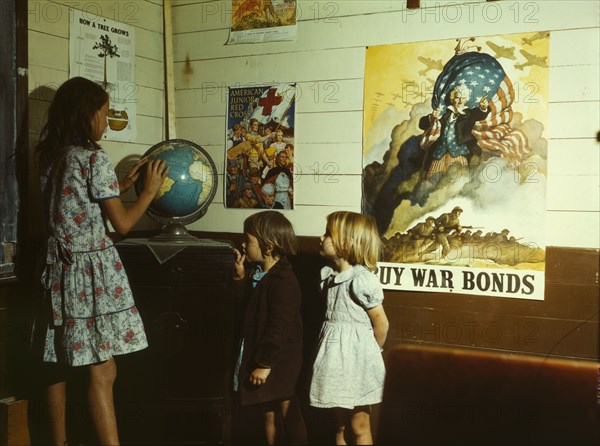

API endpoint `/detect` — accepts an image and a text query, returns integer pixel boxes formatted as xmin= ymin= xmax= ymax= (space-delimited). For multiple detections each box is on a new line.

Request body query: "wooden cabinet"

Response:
xmin=114 ymin=239 xmax=236 ymax=445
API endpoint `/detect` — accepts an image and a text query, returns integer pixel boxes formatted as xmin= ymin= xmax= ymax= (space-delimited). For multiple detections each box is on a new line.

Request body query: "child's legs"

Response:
xmin=46 ymin=379 xmax=67 ymax=446
xmin=333 ymin=406 xmax=373 ymax=446
xmin=349 ymin=405 xmax=372 ymax=445
xmin=261 ymin=398 xmax=307 ymax=445
xmin=261 ymin=404 xmax=278 ymax=445
xmin=280 ymin=398 xmax=307 ymax=445
xmin=333 ymin=408 xmax=348 ymax=445
xmin=43 ymin=362 xmax=68 ymax=446
xmin=88 ymin=358 xmax=119 ymax=445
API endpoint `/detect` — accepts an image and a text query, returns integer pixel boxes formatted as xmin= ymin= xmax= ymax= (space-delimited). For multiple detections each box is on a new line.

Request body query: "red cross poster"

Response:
xmin=363 ymin=33 xmax=549 ymax=300
xmin=225 ymin=84 xmax=296 ymax=209
xmin=227 ymin=0 xmax=297 ymax=44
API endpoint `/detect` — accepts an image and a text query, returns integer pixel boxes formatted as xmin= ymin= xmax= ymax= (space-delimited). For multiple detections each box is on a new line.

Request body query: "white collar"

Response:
xmin=321 ymin=264 xmax=368 ymax=284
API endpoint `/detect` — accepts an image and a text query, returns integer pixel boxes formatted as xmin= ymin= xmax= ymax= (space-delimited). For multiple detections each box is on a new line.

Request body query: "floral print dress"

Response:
xmin=40 ymin=146 xmax=148 ymax=366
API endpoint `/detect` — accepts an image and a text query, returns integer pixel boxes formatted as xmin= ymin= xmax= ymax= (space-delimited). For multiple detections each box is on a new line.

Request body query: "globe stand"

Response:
xmin=150 ymin=219 xmax=200 ymax=243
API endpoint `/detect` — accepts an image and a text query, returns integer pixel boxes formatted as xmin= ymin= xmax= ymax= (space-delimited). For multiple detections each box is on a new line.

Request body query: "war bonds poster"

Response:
xmin=225 ymin=84 xmax=296 ymax=209
xmin=363 ymin=32 xmax=550 ymax=300
xmin=70 ymin=9 xmax=136 ymax=142
xmin=227 ymin=0 xmax=297 ymax=44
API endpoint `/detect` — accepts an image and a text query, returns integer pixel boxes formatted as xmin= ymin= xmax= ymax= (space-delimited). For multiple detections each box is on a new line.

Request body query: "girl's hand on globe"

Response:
xmin=141 ymin=159 xmax=169 ymax=198
xmin=119 ymin=156 xmax=149 ymax=194
xmin=233 ymin=248 xmax=246 ymax=280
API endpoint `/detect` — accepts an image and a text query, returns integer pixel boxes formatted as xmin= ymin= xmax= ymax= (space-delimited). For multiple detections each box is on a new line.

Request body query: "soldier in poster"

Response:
xmin=362 ymin=33 xmax=549 ymax=299
xmin=225 ymin=84 xmax=296 ymax=209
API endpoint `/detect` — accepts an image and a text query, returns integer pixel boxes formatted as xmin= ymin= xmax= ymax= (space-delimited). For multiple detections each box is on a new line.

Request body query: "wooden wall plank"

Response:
xmin=173 ymin=2 xmax=600 ymax=62
xmin=547 ymin=102 xmax=600 ymax=139
xmin=549 ymin=65 xmax=600 ymax=102
xmin=173 ymin=47 xmax=366 ymax=87
xmin=547 ymin=139 xmax=599 ymax=177
xmin=175 ymin=78 xmax=364 ymax=117
xmin=547 ymin=175 xmax=599 ymax=211
xmin=186 ymin=203 xmax=361 ymax=233
xmin=546 ymin=213 xmax=600 ymax=248
xmin=384 ymin=306 xmax=598 ymax=358
xmin=170 ymin=1 xmax=600 ymax=246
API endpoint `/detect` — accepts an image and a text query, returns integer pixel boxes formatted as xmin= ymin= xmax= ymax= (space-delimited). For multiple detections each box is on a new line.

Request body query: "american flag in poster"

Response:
xmin=420 ymin=51 xmax=530 ymax=166
xmin=362 ymin=33 xmax=550 ymax=300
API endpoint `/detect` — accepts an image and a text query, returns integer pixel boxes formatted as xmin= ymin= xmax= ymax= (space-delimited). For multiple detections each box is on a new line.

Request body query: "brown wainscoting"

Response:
xmin=191 ymin=232 xmax=598 ymax=360
xmin=378 ymin=247 xmax=599 ymax=360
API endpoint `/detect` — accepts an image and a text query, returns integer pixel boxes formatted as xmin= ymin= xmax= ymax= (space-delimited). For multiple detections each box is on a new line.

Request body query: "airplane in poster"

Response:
xmin=521 ymin=31 xmax=550 ymax=46
xmin=486 ymin=41 xmax=517 ymax=60
xmin=417 ymin=56 xmax=444 ymax=76
xmin=515 ymin=49 xmax=549 ymax=70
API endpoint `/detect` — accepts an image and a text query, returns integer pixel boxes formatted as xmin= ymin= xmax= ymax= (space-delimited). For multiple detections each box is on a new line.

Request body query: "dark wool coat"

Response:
xmin=238 ymin=256 xmax=303 ymax=406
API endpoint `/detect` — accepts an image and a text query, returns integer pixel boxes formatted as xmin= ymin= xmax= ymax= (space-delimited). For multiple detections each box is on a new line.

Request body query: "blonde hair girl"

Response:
xmin=323 ymin=210 xmax=381 ymax=272
xmin=309 ymin=211 xmax=389 ymax=445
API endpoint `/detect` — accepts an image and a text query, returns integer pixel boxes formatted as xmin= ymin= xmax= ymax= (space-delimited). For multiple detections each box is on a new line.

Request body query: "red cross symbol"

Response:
xmin=258 ymin=88 xmax=283 ymax=116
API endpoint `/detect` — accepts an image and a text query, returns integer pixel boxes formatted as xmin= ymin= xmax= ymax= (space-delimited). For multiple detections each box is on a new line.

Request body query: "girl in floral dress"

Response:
xmin=35 ymin=76 xmax=169 ymax=445
xmin=309 ymin=211 xmax=390 ymax=445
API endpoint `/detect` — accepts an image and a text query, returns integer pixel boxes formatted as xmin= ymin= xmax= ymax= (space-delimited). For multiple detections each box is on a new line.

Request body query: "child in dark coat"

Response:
xmin=233 ymin=211 xmax=307 ymax=445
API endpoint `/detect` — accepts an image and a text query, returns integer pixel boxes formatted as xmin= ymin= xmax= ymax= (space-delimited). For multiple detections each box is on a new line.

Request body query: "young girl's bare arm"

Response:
xmin=118 ymin=156 xmax=148 ymax=194
xmin=101 ymin=159 xmax=168 ymax=236
xmin=367 ymin=304 xmax=389 ymax=348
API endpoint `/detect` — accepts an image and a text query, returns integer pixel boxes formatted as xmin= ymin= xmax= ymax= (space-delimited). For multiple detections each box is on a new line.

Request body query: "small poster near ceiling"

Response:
xmin=227 ymin=0 xmax=297 ymax=44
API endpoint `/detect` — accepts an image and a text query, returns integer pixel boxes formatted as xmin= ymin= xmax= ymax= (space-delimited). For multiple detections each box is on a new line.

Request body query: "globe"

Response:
xmin=135 ymin=139 xmax=218 ymax=242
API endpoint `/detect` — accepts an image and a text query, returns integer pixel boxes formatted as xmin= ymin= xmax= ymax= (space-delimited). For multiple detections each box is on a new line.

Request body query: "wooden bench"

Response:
xmin=378 ymin=344 xmax=599 ymax=445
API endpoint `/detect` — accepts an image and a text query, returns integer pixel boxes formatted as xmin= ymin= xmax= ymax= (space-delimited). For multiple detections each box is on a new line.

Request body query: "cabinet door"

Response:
xmin=166 ymin=285 xmax=236 ymax=399
xmin=114 ymin=285 xmax=172 ymax=444
xmin=115 ymin=285 xmax=235 ymax=444
xmin=114 ymin=244 xmax=235 ymax=444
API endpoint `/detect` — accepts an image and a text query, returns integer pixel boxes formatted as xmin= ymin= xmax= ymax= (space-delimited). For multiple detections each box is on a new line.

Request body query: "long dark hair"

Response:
xmin=36 ymin=77 xmax=109 ymax=173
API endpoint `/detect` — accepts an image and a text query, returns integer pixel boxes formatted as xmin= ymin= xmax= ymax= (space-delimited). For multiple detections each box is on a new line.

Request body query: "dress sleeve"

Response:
xmin=351 ymin=269 xmax=384 ymax=309
xmin=88 ymin=150 xmax=120 ymax=201
xmin=319 ymin=266 xmax=334 ymax=291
